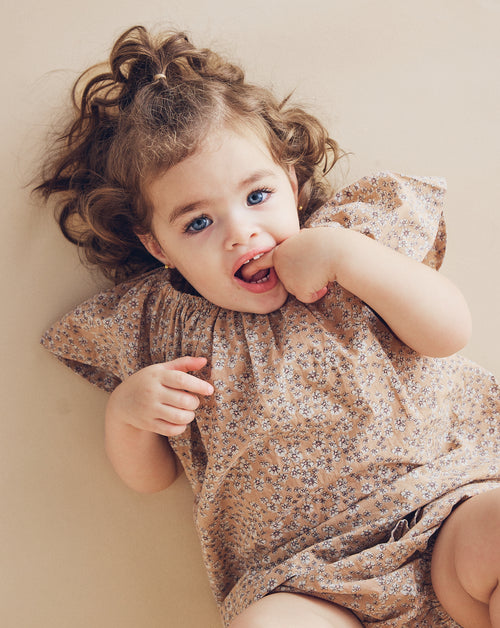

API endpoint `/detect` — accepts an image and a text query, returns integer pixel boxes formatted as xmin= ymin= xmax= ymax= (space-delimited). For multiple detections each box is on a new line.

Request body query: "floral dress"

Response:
xmin=41 ymin=173 xmax=500 ymax=627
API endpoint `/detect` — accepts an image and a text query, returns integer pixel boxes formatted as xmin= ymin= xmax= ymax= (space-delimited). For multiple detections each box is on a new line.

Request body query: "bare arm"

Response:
xmin=274 ymin=226 xmax=472 ymax=357
xmin=105 ymin=412 xmax=179 ymax=493
xmin=104 ymin=356 xmax=214 ymax=493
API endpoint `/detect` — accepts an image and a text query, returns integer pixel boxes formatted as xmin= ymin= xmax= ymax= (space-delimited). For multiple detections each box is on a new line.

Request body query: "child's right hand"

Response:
xmin=106 ymin=356 xmax=214 ymax=437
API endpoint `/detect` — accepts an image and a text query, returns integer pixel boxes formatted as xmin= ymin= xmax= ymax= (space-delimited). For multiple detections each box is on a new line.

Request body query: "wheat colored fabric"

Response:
xmin=41 ymin=173 xmax=500 ymax=627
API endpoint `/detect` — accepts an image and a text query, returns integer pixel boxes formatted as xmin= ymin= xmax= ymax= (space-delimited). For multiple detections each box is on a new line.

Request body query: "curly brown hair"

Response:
xmin=35 ymin=25 xmax=342 ymax=285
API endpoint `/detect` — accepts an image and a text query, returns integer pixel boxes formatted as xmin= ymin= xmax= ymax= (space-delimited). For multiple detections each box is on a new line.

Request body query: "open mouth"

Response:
xmin=234 ymin=253 xmax=272 ymax=284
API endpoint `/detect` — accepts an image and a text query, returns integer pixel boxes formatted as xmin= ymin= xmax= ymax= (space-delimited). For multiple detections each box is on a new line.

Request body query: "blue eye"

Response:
xmin=186 ymin=215 xmax=212 ymax=233
xmin=247 ymin=189 xmax=270 ymax=206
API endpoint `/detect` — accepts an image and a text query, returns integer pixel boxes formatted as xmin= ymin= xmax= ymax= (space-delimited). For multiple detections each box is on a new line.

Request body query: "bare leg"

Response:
xmin=431 ymin=487 xmax=500 ymax=628
xmin=228 ymin=592 xmax=363 ymax=628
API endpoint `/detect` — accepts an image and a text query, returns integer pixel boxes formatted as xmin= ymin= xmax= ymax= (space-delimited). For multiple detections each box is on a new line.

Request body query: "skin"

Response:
xmin=228 ymin=593 xmax=363 ymax=628
xmin=104 ymin=125 xmax=500 ymax=626
xmin=141 ymin=126 xmax=302 ymax=314
xmin=431 ymin=488 xmax=500 ymax=628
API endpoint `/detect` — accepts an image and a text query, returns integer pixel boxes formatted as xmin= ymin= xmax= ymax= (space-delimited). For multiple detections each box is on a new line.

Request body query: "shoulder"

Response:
xmin=53 ymin=269 xmax=170 ymax=330
xmin=40 ymin=268 xmax=215 ymax=391
xmin=307 ymin=171 xmax=446 ymax=226
xmin=334 ymin=171 xmax=446 ymax=203
xmin=306 ymin=171 xmax=447 ymax=267
xmin=70 ymin=268 xmax=206 ymax=322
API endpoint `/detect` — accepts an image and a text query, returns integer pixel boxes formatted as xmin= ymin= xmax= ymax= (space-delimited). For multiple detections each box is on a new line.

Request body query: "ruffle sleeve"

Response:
xmin=306 ymin=172 xmax=447 ymax=269
xmin=40 ymin=270 xmax=172 ymax=392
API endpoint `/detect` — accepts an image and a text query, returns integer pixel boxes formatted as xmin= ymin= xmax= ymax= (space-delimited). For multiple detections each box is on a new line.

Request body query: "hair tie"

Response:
xmin=153 ymin=73 xmax=167 ymax=82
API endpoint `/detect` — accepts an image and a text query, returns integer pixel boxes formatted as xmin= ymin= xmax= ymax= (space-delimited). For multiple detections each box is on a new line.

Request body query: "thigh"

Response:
xmin=431 ymin=487 xmax=500 ymax=628
xmin=228 ymin=592 xmax=363 ymax=628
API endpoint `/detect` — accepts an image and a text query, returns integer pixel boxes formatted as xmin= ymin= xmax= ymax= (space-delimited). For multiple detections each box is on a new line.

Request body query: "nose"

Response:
xmin=223 ymin=214 xmax=259 ymax=250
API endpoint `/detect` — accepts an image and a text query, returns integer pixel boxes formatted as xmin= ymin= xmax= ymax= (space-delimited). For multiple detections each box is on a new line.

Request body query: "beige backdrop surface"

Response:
xmin=2 ymin=1 xmax=499 ymax=626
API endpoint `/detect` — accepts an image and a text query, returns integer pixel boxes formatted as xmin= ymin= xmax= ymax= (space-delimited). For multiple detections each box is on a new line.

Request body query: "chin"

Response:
xmin=200 ymin=284 xmax=289 ymax=314
xmin=242 ymin=291 xmax=289 ymax=315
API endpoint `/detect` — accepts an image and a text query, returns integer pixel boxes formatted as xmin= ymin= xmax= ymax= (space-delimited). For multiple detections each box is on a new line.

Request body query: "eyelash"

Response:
xmin=183 ymin=214 xmax=212 ymax=234
xmin=182 ymin=187 xmax=274 ymax=235
xmin=247 ymin=187 xmax=273 ymax=206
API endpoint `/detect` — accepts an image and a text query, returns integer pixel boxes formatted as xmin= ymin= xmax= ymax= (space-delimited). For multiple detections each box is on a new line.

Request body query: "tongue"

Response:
xmin=248 ymin=269 xmax=269 ymax=283
xmin=241 ymin=265 xmax=269 ymax=283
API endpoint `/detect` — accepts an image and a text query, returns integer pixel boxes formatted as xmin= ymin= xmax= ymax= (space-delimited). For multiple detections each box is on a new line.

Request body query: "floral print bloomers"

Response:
xmin=42 ymin=173 xmax=500 ymax=627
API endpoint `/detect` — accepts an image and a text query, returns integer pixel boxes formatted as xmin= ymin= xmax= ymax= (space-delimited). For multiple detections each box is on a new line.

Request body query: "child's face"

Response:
xmin=142 ymin=126 xmax=301 ymax=313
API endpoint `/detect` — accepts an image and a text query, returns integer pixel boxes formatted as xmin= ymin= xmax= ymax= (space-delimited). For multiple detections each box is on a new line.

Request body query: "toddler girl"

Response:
xmin=37 ymin=25 xmax=500 ymax=628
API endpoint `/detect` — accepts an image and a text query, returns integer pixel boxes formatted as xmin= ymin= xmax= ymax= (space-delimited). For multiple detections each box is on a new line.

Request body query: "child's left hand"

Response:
xmin=273 ymin=227 xmax=336 ymax=303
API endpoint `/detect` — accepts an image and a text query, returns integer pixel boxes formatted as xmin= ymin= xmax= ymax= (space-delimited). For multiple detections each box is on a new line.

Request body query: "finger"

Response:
xmin=160 ymin=388 xmax=201 ymax=412
xmin=166 ymin=356 xmax=208 ymax=373
xmin=154 ymin=405 xmax=196 ymax=427
xmin=308 ymin=286 xmax=329 ymax=302
xmin=161 ymin=360 xmax=214 ymax=396
xmin=153 ymin=418 xmax=189 ymax=437
xmin=292 ymin=284 xmax=329 ymax=303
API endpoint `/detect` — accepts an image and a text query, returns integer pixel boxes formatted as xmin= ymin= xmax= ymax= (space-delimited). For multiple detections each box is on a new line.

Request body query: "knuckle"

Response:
xmin=169 ymin=370 xmax=187 ymax=388
xmin=148 ymin=363 xmax=164 ymax=378
xmin=156 ymin=420 xmax=184 ymax=437
xmin=170 ymin=408 xmax=194 ymax=425
xmin=168 ymin=423 xmax=188 ymax=436
xmin=187 ymin=394 xmax=200 ymax=410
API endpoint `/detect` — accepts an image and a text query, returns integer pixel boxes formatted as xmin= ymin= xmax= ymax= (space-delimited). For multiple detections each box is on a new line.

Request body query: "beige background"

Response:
xmin=2 ymin=1 xmax=499 ymax=626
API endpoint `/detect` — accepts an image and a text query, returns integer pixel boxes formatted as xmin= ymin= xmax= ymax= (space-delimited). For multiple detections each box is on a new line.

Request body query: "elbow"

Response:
xmin=443 ymin=300 xmax=473 ymax=356
xmin=423 ymin=305 xmax=473 ymax=358
xmin=127 ymin=478 xmax=177 ymax=494
xmin=113 ymin=466 xmax=180 ymax=494
xmin=104 ymin=447 xmax=180 ymax=495
xmin=453 ymin=310 xmax=473 ymax=354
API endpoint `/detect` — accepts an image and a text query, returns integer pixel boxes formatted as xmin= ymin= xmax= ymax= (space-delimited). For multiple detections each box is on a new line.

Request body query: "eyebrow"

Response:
xmin=168 ymin=200 xmax=206 ymax=226
xmin=168 ymin=168 xmax=277 ymax=225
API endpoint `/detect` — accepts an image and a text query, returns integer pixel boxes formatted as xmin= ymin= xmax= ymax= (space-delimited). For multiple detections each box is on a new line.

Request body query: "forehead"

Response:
xmin=157 ymin=127 xmax=279 ymax=187
xmin=146 ymin=126 xmax=286 ymax=219
xmin=198 ymin=123 xmax=275 ymax=163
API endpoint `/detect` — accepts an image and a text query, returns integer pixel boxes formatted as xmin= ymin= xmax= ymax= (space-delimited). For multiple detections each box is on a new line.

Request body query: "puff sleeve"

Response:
xmin=40 ymin=275 xmax=157 ymax=393
xmin=306 ymin=172 xmax=447 ymax=269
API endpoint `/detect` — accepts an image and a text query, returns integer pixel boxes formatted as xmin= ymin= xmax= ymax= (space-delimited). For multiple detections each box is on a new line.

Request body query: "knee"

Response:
xmin=229 ymin=609 xmax=334 ymax=628
xmin=450 ymin=488 xmax=500 ymax=550
xmin=465 ymin=488 xmax=500 ymax=554
xmin=228 ymin=600 xmax=300 ymax=628
xmin=227 ymin=593 xmax=361 ymax=628
xmin=228 ymin=597 xmax=277 ymax=628
xmin=482 ymin=487 xmax=500 ymax=527
xmin=228 ymin=602 xmax=277 ymax=628
xmin=433 ymin=488 xmax=500 ymax=606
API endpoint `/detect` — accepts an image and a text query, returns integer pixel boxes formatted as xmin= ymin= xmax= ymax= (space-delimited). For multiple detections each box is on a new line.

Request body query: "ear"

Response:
xmin=137 ymin=233 xmax=174 ymax=267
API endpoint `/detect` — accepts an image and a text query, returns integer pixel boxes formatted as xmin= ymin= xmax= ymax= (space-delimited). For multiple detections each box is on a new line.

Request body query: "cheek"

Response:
xmin=169 ymin=247 xmax=213 ymax=288
xmin=282 ymin=212 xmax=301 ymax=238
